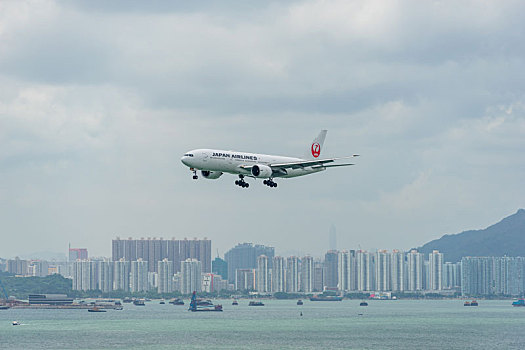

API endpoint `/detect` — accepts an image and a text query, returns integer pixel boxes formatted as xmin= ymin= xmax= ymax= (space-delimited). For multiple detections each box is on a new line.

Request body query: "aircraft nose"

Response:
xmin=181 ymin=156 xmax=189 ymax=166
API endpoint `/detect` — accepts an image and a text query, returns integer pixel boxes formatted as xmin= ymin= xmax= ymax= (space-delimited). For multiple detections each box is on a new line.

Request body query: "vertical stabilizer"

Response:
xmin=306 ymin=130 xmax=327 ymax=159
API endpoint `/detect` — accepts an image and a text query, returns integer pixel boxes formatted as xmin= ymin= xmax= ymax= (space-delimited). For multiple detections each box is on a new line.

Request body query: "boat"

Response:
xmin=0 ymin=305 xmax=10 ymax=310
xmin=196 ymin=299 xmax=213 ymax=306
xmin=248 ymin=301 xmax=264 ymax=306
xmin=159 ymin=300 xmax=166 ymax=305
xmin=464 ymin=301 xmax=471 ymax=306
xmin=512 ymin=299 xmax=525 ymax=307
xmin=309 ymin=295 xmax=343 ymax=302
xmin=133 ymin=299 xmax=145 ymax=306
xmin=359 ymin=301 xmax=368 ymax=306
xmin=123 ymin=297 xmax=132 ymax=303
xmin=470 ymin=300 xmax=479 ymax=306
xmin=114 ymin=306 xmax=123 ymax=310
xmin=88 ymin=306 xmax=106 ymax=313
xmin=169 ymin=298 xmax=184 ymax=305
xmin=188 ymin=292 xmax=222 ymax=312
xmin=12 ymin=321 xmax=20 ymax=326
xmin=232 ymin=300 xmax=239 ymax=306
xmin=297 ymin=300 xmax=303 ymax=305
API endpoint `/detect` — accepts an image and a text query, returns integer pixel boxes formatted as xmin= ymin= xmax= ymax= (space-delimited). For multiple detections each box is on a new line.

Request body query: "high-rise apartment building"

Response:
xmin=356 ymin=250 xmax=374 ymax=291
xmin=256 ymin=255 xmax=270 ymax=293
xmin=391 ymin=250 xmax=405 ymax=292
xmin=112 ymin=237 xmax=211 ymax=274
xmin=313 ymin=261 xmax=324 ymax=292
xmin=72 ymin=260 xmax=98 ymax=291
xmin=272 ymin=256 xmax=285 ymax=293
xmin=461 ymin=257 xmax=525 ymax=296
xmin=180 ymin=258 xmax=202 ymax=294
xmin=212 ymin=257 xmax=228 ymax=280
xmin=98 ymin=260 xmax=114 ymax=293
xmin=130 ymin=259 xmax=149 ymax=292
xmin=69 ymin=248 xmax=88 ymax=261
xmin=324 ymin=250 xmax=338 ymax=289
xmin=235 ymin=269 xmax=256 ymax=291
xmin=158 ymin=258 xmax=173 ymax=293
xmin=375 ymin=250 xmax=391 ymax=292
xmin=428 ymin=250 xmax=443 ymax=291
xmin=407 ymin=250 xmax=424 ymax=291
xmin=7 ymin=257 xmax=28 ymax=275
xmin=114 ymin=259 xmax=130 ymax=291
xmin=337 ymin=251 xmax=350 ymax=292
xmin=301 ymin=256 xmax=314 ymax=292
xmin=224 ymin=243 xmax=274 ymax=284
xmin=286 ymin=256 xmax=300 ymax=293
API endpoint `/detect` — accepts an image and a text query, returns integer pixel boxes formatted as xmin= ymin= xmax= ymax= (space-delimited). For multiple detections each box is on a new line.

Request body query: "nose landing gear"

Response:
xmin=191 ymin=169 xmax=198 ymax=180
xmin=235 ymin=175 xmax=249 ymax=188
xmin=263 ymin=179 xmax=277 ymax=188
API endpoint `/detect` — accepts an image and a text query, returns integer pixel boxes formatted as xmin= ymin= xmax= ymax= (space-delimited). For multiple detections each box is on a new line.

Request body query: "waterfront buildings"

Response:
xmin=111 ymin=237 xmax=211 ymax=273
xmin=224 ymin=243 xmax=274 ymax=284
xmin=69 ymin=248 xmax=88 ymax=261
xmin=130 ymin=259 xmax=149 ymax=292
xmin=300 ymin=256 xmax=314 ymax=293
xmin=272 ymin=256 xmax=285 ymax=293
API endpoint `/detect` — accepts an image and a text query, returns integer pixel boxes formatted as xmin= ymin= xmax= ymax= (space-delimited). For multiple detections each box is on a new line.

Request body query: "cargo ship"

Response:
xmin=188 ymin=292 xmax=222 ymax=312
xmin=309 ymin=295 xmax=343 ymax=301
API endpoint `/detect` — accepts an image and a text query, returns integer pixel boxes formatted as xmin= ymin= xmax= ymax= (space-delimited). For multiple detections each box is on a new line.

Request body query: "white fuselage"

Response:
xmin=181 ymin=149 xmax=325 ymax=178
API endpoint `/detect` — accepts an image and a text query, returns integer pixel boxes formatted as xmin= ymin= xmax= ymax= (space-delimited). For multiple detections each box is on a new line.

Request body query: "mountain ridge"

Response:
xmin=416 ymin=209 xmax=525 ymax=262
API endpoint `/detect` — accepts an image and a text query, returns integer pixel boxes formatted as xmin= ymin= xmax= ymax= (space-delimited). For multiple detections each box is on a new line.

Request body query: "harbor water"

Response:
xmin=1 ymin=299 xmax=524 ymax=349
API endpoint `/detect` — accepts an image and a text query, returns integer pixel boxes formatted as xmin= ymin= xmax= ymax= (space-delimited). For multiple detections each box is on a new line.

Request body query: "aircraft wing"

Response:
xmin=269 ymin=156 xmax=358 ymax=170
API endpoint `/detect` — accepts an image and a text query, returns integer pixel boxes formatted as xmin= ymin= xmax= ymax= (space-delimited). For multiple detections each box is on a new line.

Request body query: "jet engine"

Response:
xmin=201 ymin=170 xmax=223 ymax=179
xmin=251 ymin=164 xmax=273 ymax=178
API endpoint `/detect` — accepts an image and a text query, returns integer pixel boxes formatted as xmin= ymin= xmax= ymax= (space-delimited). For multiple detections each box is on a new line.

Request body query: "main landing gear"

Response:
xmin=235 ymin=175 xmax=249 ymax=188
xmin=191 ymin=168 xmax=198 ymax=180
xmin=263 ymin=179 xmax=277 ymax=188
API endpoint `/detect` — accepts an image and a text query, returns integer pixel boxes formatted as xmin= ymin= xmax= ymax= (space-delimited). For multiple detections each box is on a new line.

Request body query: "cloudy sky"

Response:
xmin=1 ymin=0 xmax=524 ymax=259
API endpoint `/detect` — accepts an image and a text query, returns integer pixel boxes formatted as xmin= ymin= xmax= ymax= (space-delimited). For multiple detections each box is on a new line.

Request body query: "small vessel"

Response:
xmin=123 ymin=297 xmax=132 ymax=303
xmin=188 ymin=292 xmax=223 ymax=312
xmin=114 ymin=306 xmax=123 ymax=310
xmin=0 ymin=305 xmax=10 ymax=310
xmin=470 ymin=300 xmax=479 ymax=306
xmin=512 ymin=299 xmax=525 ymax=307
xmin=359 ymin=301 xmax=368 ymax=306
xmin=464 ymin=301 xmax=471 ymax=306
xmin=160 ymin=300 xmax=166 ymax=305
xmin=88 ymin=306 xmax=106 ymax=312
xmin=12 ymin=321 xmax=20 ymax=326
xmin=248 ymin=301 xmax=264 ymax=306
xmin=169 ymin=298 xmax=184 ymax=305
xmin=297 ymin=300 xmax=303 ymax=305
xmin=232 ymin=299 xmax=239 ymax=306
xmin=133 ymin=299 xmax=145 ymax=306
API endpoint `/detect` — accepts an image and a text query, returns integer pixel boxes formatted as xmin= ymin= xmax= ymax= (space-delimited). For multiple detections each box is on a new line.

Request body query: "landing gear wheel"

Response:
xmin=192 ymin=169 xmax=198 ymax=180
xmin=245 ymin=183 xmax=250 ymax=188
xmin=193 ymin=175 xmax=198 ymax=180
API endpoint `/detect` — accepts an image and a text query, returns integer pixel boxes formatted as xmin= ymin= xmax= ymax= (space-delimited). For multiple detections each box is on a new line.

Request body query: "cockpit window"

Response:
xmin=184 ymin=153 xmax=194 ymax=157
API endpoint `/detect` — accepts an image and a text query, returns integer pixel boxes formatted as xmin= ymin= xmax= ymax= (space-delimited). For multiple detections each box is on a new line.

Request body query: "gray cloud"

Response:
xmin=0 ymin=0 xmax=524 ymax=258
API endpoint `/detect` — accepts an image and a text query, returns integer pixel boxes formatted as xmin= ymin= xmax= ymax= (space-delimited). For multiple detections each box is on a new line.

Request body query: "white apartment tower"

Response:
xmin=428 ymin=250 xmax=443 ymax=291
xmin=181 ymin=258 xmax=202 ymax=294
xmin=256 ymin=255 xmax=270 ymax=293
xmin=131 ymin=259 xmax=149 ymax=293
xmin=286 ymin=256 xmax=300 ymax=293
xmin=375 ymin=250 xmax=391 ymax=292
xmin=301 ymin=256 xmax=314 ymax=292
xmin=407 ymin=250 xmax=424 ymax=291
xmin=338 ymin=250 xmax=350 ymax=292
xmin=114 ymin=259 xmax=130 ymax=291
xmin=158 ymin=258 xmax=173 ymax=293
xmin=272 ymin=256 xmax=285 ymax=293
xmin=391 ymin=250 xmax=405 ymax=292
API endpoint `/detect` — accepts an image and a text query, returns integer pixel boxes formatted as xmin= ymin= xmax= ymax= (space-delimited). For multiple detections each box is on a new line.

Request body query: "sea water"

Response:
xmin=1 ymin=299 xmax=524 ymax=349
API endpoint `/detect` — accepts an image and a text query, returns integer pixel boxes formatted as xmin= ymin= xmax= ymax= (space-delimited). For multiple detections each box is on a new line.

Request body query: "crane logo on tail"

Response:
xmin=311 ymin=143 xmax=321 ymax=158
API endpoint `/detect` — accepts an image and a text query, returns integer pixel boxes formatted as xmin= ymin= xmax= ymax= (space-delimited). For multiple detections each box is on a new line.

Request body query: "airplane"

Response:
xmin=180 ymin=130 xmax=359 ymax=188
